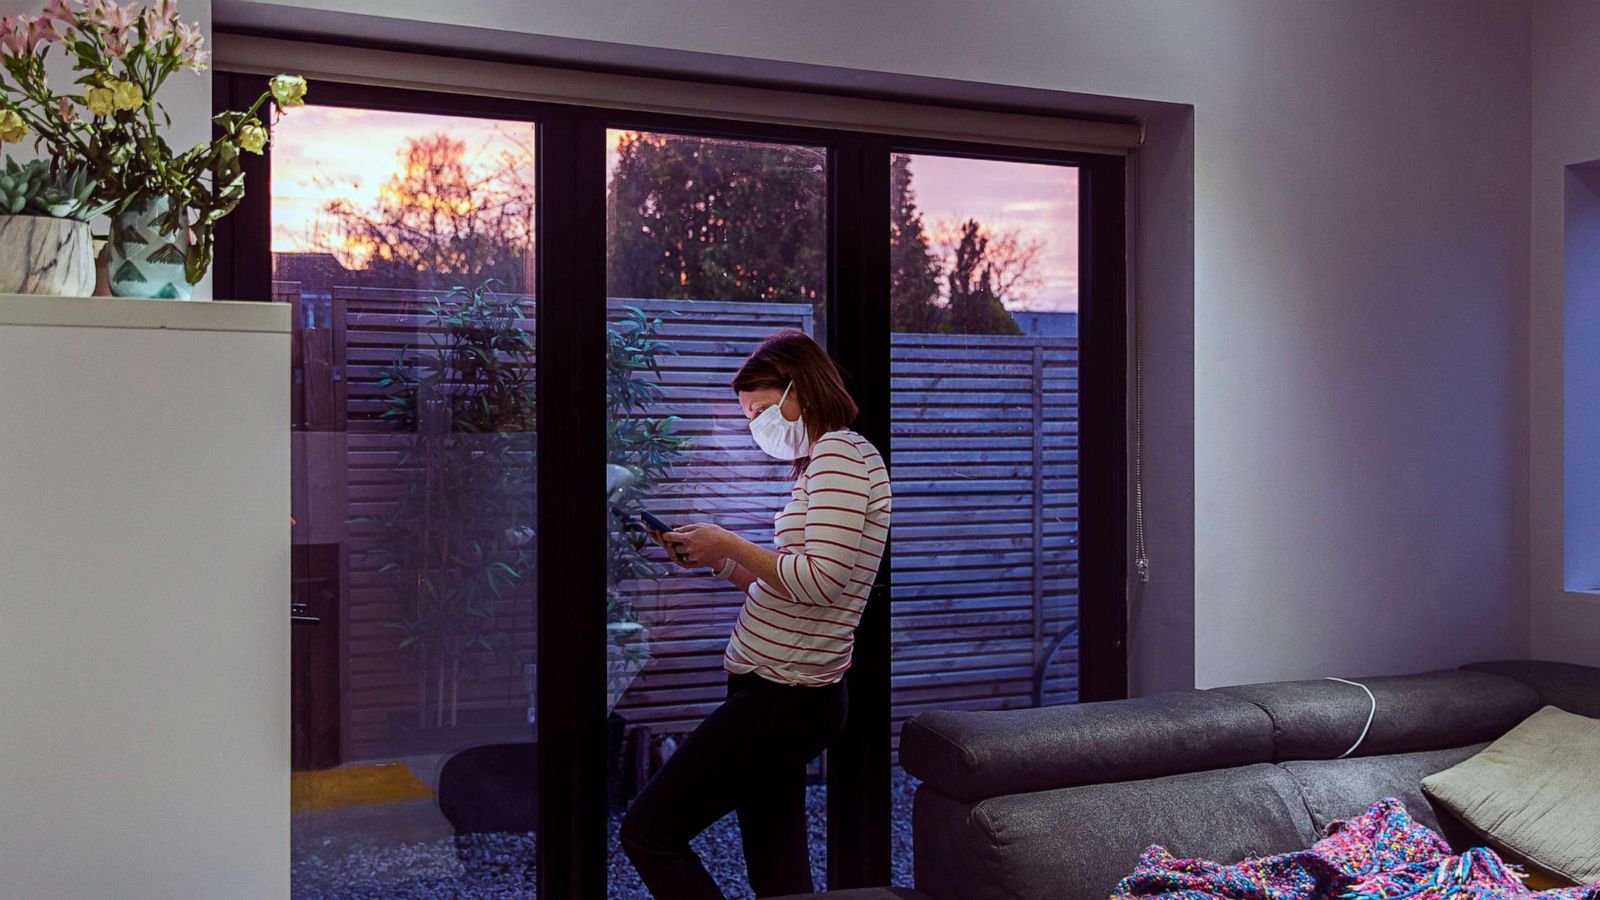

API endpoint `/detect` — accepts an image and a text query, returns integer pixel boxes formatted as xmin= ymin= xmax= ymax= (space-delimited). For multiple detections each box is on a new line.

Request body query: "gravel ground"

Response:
xmin=292 ymin=831 xmax=538 ymax=899
xmin=292 ymin=769 xmax=920 ymax=898
xmin=606 ymin=768 xmax=919 ymax=897
xmin=604 ymin=784 xmax=830 ymax=898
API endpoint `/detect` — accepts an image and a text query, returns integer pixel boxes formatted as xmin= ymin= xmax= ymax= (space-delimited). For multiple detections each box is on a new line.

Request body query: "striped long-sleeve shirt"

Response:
xmin=724 ymin=429 xmax=892 ymax=686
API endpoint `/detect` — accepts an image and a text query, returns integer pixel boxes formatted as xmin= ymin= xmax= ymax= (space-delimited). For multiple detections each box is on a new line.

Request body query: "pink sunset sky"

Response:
xmin=273 ymin=109 xmax=1079 ymax=312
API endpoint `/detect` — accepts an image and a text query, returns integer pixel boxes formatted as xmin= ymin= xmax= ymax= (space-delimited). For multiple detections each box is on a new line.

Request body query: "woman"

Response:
xmin=619 ymin=329 xmax=892 ymax=898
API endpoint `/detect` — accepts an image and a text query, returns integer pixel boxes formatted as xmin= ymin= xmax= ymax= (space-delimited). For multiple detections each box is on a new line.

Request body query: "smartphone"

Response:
xmin=639 ymin=510 xmax=676 ymax=534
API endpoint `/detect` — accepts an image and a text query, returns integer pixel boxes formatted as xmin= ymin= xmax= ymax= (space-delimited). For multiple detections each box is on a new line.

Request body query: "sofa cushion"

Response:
xmin=912 ymin=764 xmax=1318 ymax=900
xmin=1278 ymin=743 xmax=1486 ymax=849
xmin=1214 ymin=669 xmax=1538 ymax=760
xmin=1461 ymin=660 xmax=1600 ymax=718
xmin=1422 ymin=706 xmax=1600 ymax=885
xmin=899 ymin=690 xmax=1274 ymax=803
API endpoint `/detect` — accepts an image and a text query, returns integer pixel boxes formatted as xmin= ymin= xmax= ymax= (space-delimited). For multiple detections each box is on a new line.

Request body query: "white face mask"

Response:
xmin=749 ymin=381 xmax=809 ymax=461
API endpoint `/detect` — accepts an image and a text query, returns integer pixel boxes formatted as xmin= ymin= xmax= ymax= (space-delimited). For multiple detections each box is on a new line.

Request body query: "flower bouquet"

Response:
xmin=0 ymin=0 xmax=306 ymax=298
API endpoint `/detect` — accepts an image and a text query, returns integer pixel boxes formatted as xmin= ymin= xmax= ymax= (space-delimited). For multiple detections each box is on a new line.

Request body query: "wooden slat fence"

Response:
xmin=337 ymin=286 xmax=539 ymax=760
xmin=281 ymin=284 xmax=1079 ymax=763
xmin=888 ymin=332 xmax=1079 ymax=758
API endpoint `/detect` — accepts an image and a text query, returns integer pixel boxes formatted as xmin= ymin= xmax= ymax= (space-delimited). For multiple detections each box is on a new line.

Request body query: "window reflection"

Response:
xmin=604 ymin=129 xmax=830 ymax=897
xmin=274 ymin=106 xmax=540 ymax=897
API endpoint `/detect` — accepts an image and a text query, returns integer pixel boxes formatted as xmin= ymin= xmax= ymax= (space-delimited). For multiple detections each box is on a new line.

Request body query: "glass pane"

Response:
xmin=603 ymin=129 xmax=829 ymax=898
xmin=273 ymin=107 xmax=540 ymax=897
xmin=888 ymin=152 xmax=1081 ymax=880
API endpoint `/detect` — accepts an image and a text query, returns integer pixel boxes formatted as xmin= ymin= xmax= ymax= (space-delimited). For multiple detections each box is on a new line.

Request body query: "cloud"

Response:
xmin=1002 ymin=199 xmax=1060 ymax=214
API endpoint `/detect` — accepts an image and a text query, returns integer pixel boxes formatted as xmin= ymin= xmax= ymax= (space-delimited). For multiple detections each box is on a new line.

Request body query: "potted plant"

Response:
xmin=0 ymin=156 xmax=112 ymax=295
xmin=0 ymin=0 xmax=307 ymax=299
xmin=356 ymin=281 xmax=537 ymax=745
xmin=605 ymin=306 xmax=689 ymax=713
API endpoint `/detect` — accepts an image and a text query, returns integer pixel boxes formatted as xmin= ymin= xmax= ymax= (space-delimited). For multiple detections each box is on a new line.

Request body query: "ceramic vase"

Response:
xmin=108 ymin=195 xmax=197 ymax=300
xmin=0 ymin=215 xmax=96 ymax=296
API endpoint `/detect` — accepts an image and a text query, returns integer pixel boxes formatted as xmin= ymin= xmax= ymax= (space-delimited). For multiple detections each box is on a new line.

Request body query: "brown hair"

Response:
xmin=732 ymin=330 xmax=858 ymax=475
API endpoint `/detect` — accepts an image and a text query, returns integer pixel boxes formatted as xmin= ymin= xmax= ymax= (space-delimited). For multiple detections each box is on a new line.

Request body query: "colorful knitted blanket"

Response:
xmin=1110 ymin=798 xmax=1599 ymax=900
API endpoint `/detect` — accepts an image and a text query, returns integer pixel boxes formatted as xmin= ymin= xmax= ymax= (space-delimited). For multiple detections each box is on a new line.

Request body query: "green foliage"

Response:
xmin=606 ymin=132 xmax=825 ymax=306
xmin=946 ymin=219 xmax=1023 ymax=336
xmin=606 ymin=305 xmax=689 ymax=625
xmin=0 ymin=156 xmax=114 ymax=221
xmin=374 ymin=281 xmax=537 ymax=434
xmin=356 ymin=280 xmax=536 ymax=728
xmin=889 ymin=154 xmax=945 ymax=334
xmin=603 ymin=140 xmax=1026 ymax=335
xmin=889 ymin=157 xmax=1024 ymax=336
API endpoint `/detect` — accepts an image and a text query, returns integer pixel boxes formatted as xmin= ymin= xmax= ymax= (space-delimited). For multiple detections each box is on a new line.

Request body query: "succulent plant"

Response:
xmin=0 ymin=157 xmax=116 ymax=222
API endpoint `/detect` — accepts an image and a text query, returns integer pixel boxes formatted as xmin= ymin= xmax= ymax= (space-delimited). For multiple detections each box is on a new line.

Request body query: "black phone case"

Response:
xmin=639 ymin=511 xmax=675 ymax=533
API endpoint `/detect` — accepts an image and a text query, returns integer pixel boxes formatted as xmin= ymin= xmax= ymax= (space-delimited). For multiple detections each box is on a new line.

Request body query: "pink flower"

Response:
xmin=41 ymin=0 xmax=74 ymax=25
xmin=105 ymin=5 xmax=135 ymax=32
xmin=174 ymin=19 xmax=201 ymax=51
xmin=185 ymin=47 xmax=210 ymax=71
xmin=0 ymin=17 xmax=29 ymax=57
xmin=58 ymin=96 xmax=77 ymax=123
xmin=83 ymin=0 xmax=134 ymax=54
xmin=142 ymin=0 xmax=175 ymax=40
xmin=23 ymin=15 xmax=61 ymax=52
xmin=104 ymin=27 xmax=129 ymax=57
xmin=141 ymin=10 xmax=167 ymax=41
xmin=88 ymin=0 xmax=134 ymax=31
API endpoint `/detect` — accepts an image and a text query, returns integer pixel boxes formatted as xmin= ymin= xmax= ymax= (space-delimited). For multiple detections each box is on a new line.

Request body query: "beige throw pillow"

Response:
xmin=1421 ymin=705 xmax=1600 ymax=885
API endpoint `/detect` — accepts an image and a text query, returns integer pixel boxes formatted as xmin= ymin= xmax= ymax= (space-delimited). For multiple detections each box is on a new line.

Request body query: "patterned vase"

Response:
xmin=108 ymin=195 xmax=196 ymax=300
xmin=0 ymin=215 xmax=96 ymax=296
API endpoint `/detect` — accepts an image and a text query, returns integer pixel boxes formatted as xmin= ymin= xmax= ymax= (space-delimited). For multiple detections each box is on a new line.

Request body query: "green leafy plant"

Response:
xmin=0 ymin=155 xmax=114 ymax=220
xmin=606 ymin=305 xmax=690 ymax=626
xmin=356 ymin=280 xmax=536 ymax=730
xmin=0 ymin=0 xmax=307 ymax=282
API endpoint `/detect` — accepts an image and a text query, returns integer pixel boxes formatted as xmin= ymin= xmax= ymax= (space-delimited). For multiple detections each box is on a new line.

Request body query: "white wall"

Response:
xmin=228 ymin=0 xmax=1536 ymax=688
xmin=1529 ymin=0 xmax=1600 ymax=667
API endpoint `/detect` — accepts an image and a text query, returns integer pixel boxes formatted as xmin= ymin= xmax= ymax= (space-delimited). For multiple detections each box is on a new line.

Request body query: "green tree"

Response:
xmin=946 ymin=219 xmax=1023 ymax=336
xmin=890 ymin=154 xmax=945 ymax=333
xmin=606 ymin=132 xmax=825 ymax=304
xmin=605 ymin=138 xmax=1040 ymax=336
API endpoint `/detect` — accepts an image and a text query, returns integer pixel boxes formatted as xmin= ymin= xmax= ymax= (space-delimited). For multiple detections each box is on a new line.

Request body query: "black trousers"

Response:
xmin=619 ymin=670 xmax=849 ymax=898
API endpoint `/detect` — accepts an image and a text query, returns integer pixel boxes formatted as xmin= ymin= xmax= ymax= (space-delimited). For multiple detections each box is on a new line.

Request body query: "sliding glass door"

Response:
xmin=223 ymin=72 xmax=1125 ymax=900
xmin=884 ymin=151 xmax=1085 ymax=878
xmin=270 ymin=98 xmax=542 ymax=898
xmin=602 ymin=128 xmax=831 ymax=896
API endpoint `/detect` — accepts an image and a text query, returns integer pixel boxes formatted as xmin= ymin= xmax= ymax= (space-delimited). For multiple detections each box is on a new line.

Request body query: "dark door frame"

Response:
xmin=215 ymin=70 xmax=1126 ymax=899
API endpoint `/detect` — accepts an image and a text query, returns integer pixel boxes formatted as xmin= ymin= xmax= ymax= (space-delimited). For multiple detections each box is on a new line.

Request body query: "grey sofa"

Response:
xmin=780 ymin=659 xmax=1600 ymax=900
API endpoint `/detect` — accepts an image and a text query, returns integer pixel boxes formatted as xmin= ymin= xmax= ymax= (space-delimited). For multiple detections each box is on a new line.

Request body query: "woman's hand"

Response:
xmin=661 ymin=522 xmax=738 ymax=569
xmin=647 ymin=527 xmax=690 ymax=568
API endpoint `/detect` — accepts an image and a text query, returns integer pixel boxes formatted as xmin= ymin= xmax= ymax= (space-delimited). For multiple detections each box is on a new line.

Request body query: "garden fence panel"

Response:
xmin=280 ymin=284 xmax=1078 ymax=762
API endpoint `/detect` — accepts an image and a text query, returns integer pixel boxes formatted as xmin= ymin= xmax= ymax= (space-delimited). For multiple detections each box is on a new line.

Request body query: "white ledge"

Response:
xmin=0 ymin=294 xmax=289 ymax=334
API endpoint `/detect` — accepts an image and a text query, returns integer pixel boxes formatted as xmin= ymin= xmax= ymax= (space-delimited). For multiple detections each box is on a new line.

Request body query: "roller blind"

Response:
xmin=214 ymin=34 xmax=1142 ymax=155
